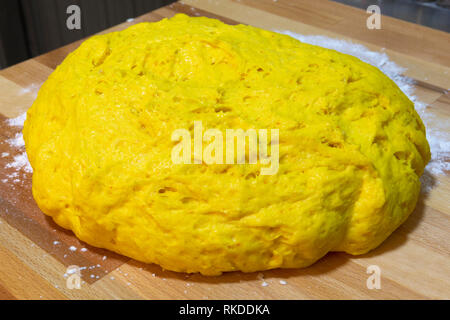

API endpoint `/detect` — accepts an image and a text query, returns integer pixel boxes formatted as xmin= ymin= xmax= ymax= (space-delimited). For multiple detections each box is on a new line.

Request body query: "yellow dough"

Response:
xmin=23 ymin=14 xmax=430 ymax=275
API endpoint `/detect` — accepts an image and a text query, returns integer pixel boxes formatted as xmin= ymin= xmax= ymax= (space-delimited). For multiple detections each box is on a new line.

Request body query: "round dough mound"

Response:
xmin=24 ymin=14 xmax=430 ymax=275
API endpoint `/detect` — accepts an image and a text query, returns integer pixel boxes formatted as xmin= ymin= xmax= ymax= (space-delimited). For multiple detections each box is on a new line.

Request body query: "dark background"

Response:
xmin=0 ymin=0 xmax=176 ymax=69
xmin=0 ymin=0 xmax=449 ymax=70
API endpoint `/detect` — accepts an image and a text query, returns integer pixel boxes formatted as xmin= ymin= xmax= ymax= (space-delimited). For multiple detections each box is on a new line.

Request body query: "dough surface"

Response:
xmin=24 ymin=14 xmax=430 ymax=275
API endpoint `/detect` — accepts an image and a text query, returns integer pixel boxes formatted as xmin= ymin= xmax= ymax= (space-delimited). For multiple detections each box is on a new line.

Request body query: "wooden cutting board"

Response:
xmin=0 ymin=0 xmax=448 ymax=300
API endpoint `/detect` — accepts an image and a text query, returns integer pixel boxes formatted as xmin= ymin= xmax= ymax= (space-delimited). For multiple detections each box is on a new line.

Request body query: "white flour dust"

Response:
xmin=4 ymin=115 xmax=32 ymax=176
xmin=3 ymin=34 xmax=449 ymax=190
xmin=2 ymin=84 xmax=38 ymax=181
xmin=18 ymin=83 xmax=40 ymax=99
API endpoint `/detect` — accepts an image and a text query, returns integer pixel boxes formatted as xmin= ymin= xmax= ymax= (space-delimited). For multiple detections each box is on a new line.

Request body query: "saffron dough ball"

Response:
xmin=23 ymin=14 xmax=430 ymax=275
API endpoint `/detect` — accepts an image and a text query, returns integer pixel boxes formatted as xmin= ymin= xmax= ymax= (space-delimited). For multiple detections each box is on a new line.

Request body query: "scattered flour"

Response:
xmin=257 ymin=272 xmax=269 ymax=287
xmin=18 ymin=83 xmax=40 ymax=98
xmin=6 ymin=112 xmax=27 ymax=127
xmin=5 ymin=149 xmax=32 ymax=173
xmin=3 ymin=113 xmax=32 ymax=176
xmin=66 ymin=266 xmax=78 ymax=275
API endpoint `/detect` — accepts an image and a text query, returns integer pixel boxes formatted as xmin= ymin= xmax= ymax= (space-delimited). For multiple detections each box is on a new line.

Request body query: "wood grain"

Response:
xmin=0 ymin=0 xmax=448 ymax=299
